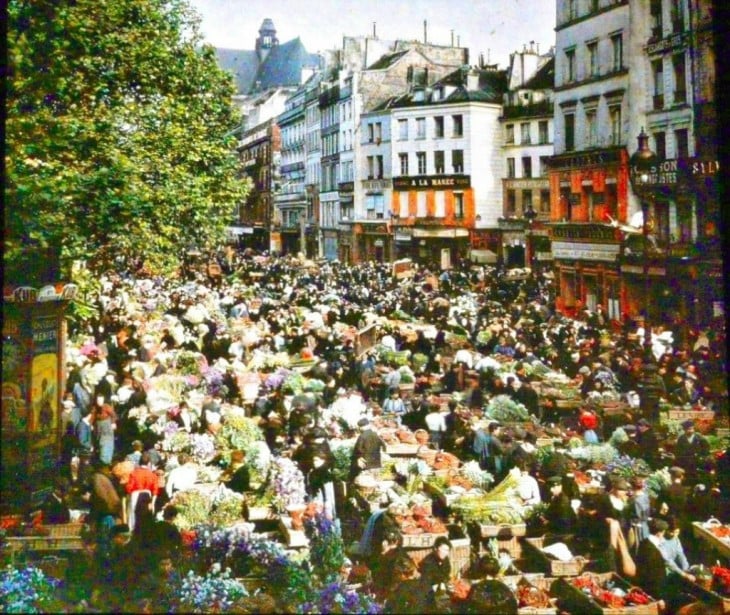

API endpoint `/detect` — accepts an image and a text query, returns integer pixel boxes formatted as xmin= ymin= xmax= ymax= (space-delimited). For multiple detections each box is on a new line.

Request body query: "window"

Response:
xmin=611 ymin=33 xmax=623 ymax=72
xmin=650 ymin=0 xmax=663 ymax=39
xmin=540 ymin=156 xmax=550 ymax=177
xmin=417 ymin=151 xmax=427 ymax=174
xmin=434 ymin=150 xmax=445 ymax=174
xmin=587 ymin=41 xmax=599 ymax=77
xmin=454 ymin=193 xmax=465 ymax=218
xmin=566 ymin=49 xmax=576 ymax=82
xmin=586 ymin=109 xmax=597 ymax=147
xmin=434 ymin=116 xmax=444 ymax=138
xmin=368 ymin=124 xmax=375 ymax=142
xmin=653 ymin=60 xmax=664 ymax=109
xmin=375 ymin=155 xmax=384 ymax=179
xmin=398 ymin=119 xmax=408 ymax=140
xmin=522 ymin=156 xmax=532 ymax=178
xmin=506 ymin=190 xmax=517 ymax=215
xmin=452 ymin=114 xmax=463 ymax=137
xmin=506 ymin=124 xmax=515 ymax=144
xmin=538 ymin=120 xmax=549 ymax=144
xmin=368 ymin=122 xmax=382 ymax=143
xmin=675 ymin=128 xmax=689 ymax=158
xmin=399 ymin=192 xmax=409 ymax=218
xmin=434 ymin=192 xmax=446 ymax=218
xmin=507 ymin=157 xmax=516 ymax=178
xmin=671 ymin=0 xmax=684 ymax=32
xmin=590 ymin=0 xmax=599 ymax=12
xmin=609 ymin=105 xmax=622 ymax=145
xmin=654 ymin=131 xmax=666 ymax=160
xmin=522 ymin=190 xmax=533 ymax=213
xmin=521 ymin=123 xmax=531 ymax=144
xmin=367 ymin=156 xmax=375 ymax=179
xmin=452 ymin=149 xmax=464 ymax=173
xmin=399 ymin=153 xmax=409 ymax=175
xmin=568 ymin=0 xmax=577 ymax=20
xmin=416 ymin=192 xmax=427 ymax=217
xmin=539 ymin=189 xmax=551 ymax=213
xmin=416 ymin=117 xmax=426 ymax=139
xmin=564 ymin=113 xmax=575 ymax=151
xmin=673 ymin=54 xmax=686 ymax=103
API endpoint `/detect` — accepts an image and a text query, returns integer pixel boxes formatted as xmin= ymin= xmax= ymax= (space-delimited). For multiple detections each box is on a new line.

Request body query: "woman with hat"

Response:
xmin=543 ymin=475 xmax=577 ymax=538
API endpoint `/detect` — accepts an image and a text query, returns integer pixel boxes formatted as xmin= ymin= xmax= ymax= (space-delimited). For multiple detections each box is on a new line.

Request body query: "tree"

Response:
xmin=5 ymin=0 xmax=249 ymax=274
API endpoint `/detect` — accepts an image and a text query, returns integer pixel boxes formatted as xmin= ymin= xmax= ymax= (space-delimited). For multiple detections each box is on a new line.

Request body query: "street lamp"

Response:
xmin=523 ymin=204 xmax=538 ymax=271
xmin=629 ymin=128 xmax=660 ymax=419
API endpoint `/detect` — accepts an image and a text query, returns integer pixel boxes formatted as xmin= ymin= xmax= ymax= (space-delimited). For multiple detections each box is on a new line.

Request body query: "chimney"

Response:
xmin=373 ymin=22 xmax=376 ymax=37
xmin=451 ymin=30 xmax=454 ymax=46
xmin=536 ymin=42 xmax=540 ymax=55
xmin=424 ymin=20 xmax=428 ymax=44
xmin=457 ymin=35 xmax=460 ymax=47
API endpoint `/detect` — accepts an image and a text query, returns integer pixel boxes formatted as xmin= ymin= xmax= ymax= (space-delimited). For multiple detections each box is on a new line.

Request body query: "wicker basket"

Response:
xmin=400 ymin=530 xmax=449 ymax=549
xmin=44 ymin=523 xmax=84 ymax=537
xmin=477 ymin=535 xmax=523 ymax=559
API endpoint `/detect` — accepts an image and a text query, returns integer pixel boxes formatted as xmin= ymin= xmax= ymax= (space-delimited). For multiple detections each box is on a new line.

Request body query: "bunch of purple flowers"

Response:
xmin=298 ymin=581 xmax=382 ymax=614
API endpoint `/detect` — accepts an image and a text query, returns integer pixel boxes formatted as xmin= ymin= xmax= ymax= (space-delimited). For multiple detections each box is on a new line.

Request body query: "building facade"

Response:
xmin=549 ymin=0 xmax=631 ymax=319
xmin=387 ymin=66 xmax=507 ymax=268
xmin=499 ymin=47 xmax=555 ymax=269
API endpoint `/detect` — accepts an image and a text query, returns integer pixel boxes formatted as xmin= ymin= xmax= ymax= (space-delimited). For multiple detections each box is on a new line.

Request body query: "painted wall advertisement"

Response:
xmin=2 ymin=314 xmax=30 ymax=433
xmin=31 ymin=315 xmax=59 ymax=441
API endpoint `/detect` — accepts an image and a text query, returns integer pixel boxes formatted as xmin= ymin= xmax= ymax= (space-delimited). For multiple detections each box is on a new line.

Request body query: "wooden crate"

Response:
xmin=666 ymin=409 xmax=715 ymax=422
xmin=692 ymin=521 xmax=730 ymax=559
xmin=511 ymin=575 xmax=559 ymax=615
xmin=477 ymin=535 xmax=523 ymax=559
xmin=5 ymin=533 xmax=84 ymax=554
xmin=553 ymin=573 xmax=661 ymax=615
xmin=522 ymin=536 xmax=587 ymax=576
xmin=478 ymin=522 xmax=527 ymax=538
xmin=674 ymin=570 xmax=730 ymax=613
xmin=400 ymin=529 xmax=449 ymax=549
xmin=30 ymin=555 xmax=68 ymax=580
xmin=404 ymin=525 xmax=471 ymax=578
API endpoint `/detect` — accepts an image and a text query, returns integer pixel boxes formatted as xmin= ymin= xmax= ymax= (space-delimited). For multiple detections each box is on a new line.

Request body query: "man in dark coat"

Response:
xmin=544 ymin=475 xmax=577 ymax=537
xmin=635 ymin=518 xmax=670 ymax=601
xmin=349 ymin=417 xmax=386 ymax=481
xmin=673 ymin=420 xmax=710 ymax=482
xmin=636 ymin=418 xmax=661 ymax=468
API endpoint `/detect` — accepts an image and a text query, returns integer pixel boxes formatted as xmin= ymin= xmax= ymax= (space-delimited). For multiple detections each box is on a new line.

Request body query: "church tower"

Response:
xmin=255 ymin=18 xmax=279 ymax=62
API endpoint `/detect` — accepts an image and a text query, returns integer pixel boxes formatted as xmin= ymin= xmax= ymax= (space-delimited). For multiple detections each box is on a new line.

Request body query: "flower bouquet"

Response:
xmin=330 ymin=440 xmax=355 ymax=482
xmin=485 ymin=395 xmax=530 ymax=422
xmin=298 ymin=581 xmax=382 ymax=614
xmin=176 ymin=564 xmax=248 ymax=613
xmin=0 ymin=565 xmax=62 ymax=614
xmin=171 ymin=489 xmax=214 ymax=531
xmin=189 ymin=433 xmax=217 ymax=463
xmin=270 ymin=456 xmax=307 ymax=512
xmin=209 ymin=485 xmax=246 ymax=527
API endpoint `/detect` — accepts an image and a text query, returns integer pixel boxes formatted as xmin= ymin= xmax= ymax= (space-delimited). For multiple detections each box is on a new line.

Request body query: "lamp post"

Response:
xmin=629 ymin=128 xmax=660 ymax=419
xmin=524 ymin=204 xmax=538 ymax=271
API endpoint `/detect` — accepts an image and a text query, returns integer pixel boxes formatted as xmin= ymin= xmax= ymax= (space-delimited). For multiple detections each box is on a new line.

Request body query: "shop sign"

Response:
xmin=393 ymin=175 xmax=470 ymax=191
xmin=548 ymin=149 xmax=622 ymax=171
xmin=552 ymin=241 xmax=620 ymax=262
xmin=503 ymin=178 xmax=548 ymax=190
xmin=535 ymin=251 xmax=553 ymax=261
xmin=363 ymin=179 xmax=391 ymax=191
xmin=646 ymin=32 xmax=687 ymax=55
xmin=629 ymin=158 xmax=719 ymax=187
xmin=620 ymin=264 xmax=667 ymax=276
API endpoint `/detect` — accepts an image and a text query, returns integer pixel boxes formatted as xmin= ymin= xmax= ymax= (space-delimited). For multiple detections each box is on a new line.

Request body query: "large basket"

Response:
xmin=477 ymin=535 xmax=523 ymax=559
xmin=552 ymin=573 xmax=661 ymax=614
xmin=522 ymin=536 xmax=587 ymax=577
xmin=400 ymin=529 xmax=449 ymax=549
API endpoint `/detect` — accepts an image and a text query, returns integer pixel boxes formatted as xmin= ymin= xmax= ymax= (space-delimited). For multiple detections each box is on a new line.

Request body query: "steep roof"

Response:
xmin=215 ymin=48 xmax=260 ymax=95
xmin=254 ymin=37 xmax=320 ymax=92
xmin=214 ymin=38 xmax=320 ymax=95
xmin=366 ymin=50 xmax=409 ymax=70
xmin=523 ymin=56 xmax=555 ymax=90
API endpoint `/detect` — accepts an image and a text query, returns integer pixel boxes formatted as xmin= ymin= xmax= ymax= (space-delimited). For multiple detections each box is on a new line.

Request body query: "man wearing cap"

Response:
xmin=636 ymin=418 xmax=661 ymax=468
xmin=657 ymin=467 xmax=689 ymax=523
xmin=635 ymin=518 xmax=670 ymax=600
xmin=544 ymin=476 xmax=577 ymax=537
xmin=673 ymin=420 xmax=710 ymax=482
xmin=349 ymin=417 xmax=386 ymax=481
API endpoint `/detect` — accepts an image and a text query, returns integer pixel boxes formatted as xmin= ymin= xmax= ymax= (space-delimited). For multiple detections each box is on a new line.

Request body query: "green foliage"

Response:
xmin=5 ymin=0 xmax=249 ymax=274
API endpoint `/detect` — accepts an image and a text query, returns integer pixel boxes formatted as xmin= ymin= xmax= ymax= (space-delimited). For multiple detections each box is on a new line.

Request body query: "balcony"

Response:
xmin=672 ymin=18 xmax=684 ymax=34
xmin=673 ymin=89 xmax=687 ymax=105
xmin=650 ymin=25 xmax=663 ymax=42
xmin=652 ymin=94 xmax=664 ymax=110
xmin=501 ymin=100 xmax=553 ymax=120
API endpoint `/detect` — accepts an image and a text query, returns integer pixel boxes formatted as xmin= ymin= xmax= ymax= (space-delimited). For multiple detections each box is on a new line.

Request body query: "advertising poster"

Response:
xmin=30 ymin=315 xmax=59 ymax=439
xmin=2 ymin=314 xmax=29 ymax=432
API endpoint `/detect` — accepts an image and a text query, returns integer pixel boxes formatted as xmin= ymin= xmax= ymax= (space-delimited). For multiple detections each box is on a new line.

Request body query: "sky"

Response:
xmin=187 ymin=0 xmax=557 ymax=68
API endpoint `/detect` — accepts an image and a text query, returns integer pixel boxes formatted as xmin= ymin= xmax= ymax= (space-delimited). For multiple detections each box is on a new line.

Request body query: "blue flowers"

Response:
xmin=298 ymin=581 xmax=382 ymax=614
xmin=176 ymin=564 xmax=248 ymax=613
xmin=0 ymin=565 xmax=61 ymax=614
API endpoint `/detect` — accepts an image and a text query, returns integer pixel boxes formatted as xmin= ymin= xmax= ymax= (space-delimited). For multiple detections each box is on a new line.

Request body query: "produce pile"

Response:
xmin=570 ymin=575 xmax=654 ymax=608
xmin=516 ymin=579 xmax=553 ymax=609
xmin=451 ymin=468 xmax=525 ymax=524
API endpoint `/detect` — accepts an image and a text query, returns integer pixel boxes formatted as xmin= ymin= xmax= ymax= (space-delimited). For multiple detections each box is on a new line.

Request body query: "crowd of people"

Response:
xmin=20 ymin=253 xmax=730 ymax=612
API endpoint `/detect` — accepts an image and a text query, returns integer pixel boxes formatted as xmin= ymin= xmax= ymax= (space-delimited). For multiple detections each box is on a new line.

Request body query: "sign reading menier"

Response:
xmin=552 ymin=241 xmax=620 ymax=262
